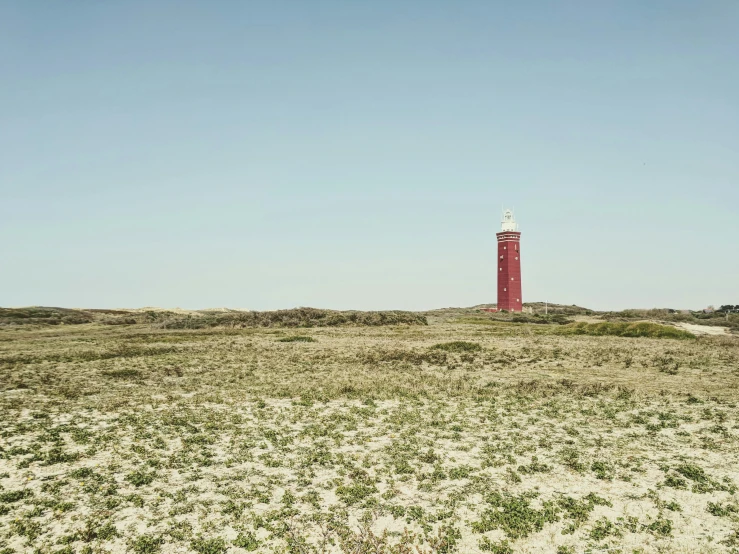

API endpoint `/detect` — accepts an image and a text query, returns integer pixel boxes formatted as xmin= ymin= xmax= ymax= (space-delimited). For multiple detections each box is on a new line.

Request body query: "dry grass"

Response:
xmin=1 ymin=317 xmax=738 ymax=553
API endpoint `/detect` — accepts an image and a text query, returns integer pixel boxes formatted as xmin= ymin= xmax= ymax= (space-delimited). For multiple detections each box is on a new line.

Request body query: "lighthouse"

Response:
xmin=497 ymin=209 xmax=522 ymax=312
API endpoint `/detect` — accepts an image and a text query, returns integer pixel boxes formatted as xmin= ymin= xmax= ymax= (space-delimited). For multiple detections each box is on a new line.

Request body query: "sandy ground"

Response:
xmin=1 ymin=321 xmax=738 ymax=553
xmin=675 ymin=322 xmax=730 ymax=336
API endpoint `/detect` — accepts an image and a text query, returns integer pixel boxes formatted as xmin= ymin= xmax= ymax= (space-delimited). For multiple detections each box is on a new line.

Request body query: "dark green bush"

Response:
xmin=431 ymin=341 xmax=482 ymax=353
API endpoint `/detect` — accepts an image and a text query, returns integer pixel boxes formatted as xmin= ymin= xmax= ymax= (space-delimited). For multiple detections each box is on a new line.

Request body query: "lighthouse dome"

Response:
xmin=501 ymin=209 xmax=518 ymax=232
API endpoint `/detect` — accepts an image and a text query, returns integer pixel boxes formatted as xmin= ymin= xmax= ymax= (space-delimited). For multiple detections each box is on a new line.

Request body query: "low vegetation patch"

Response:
xmin=472 ymin=491 xmax=559 ymax=539
xmin=0 ymin=306 xmax=94 ymax=326
xmin=603 ymin=308 xmax=739 ymax=331
xmin=454 ymin=314 xmax=573 ymax=326
xmin=556 ymin=321 xmax=695 ymax=339
xmin=358 ymin=347 xmax=449 ymax=366
xmin=102 ymin=369 xmax=144 ymax=379
xmin=431 ymin=341 xmax=482 ymax=352
xmin=162 ymin=307 xmax=427 ymax=329
xmin=277 ymin=335 xmax=317 ymax=343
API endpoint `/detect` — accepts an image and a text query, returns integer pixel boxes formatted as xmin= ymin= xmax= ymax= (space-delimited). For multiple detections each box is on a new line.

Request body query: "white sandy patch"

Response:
xmin=675 ymin=322 xmax=729 ymax=336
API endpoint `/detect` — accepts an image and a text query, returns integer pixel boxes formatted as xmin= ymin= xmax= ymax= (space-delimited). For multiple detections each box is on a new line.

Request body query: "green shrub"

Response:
xmin=675 ymin=463 xmax=707 ymax=482
xmin=646 ymin=517 xmax=673 ymax=537
xmin=336 ymin=483 xmax=377 ymax=505
xmin=69 ymin=467 xmax=96 ymax=479
xmin=126 ymin=470 xmax=156 ymax=487
xmin=517 ymin=456 xmax=551 ymax=475
xmin=10 ymin=519 xmax=42 ymax=540
xmin=0 ymin=489 xmax=33 ymax=503
xmin=664 ymin=474 xmax=687 ymax=489
xmin=472 ymin=492 xmax=559 ymax=539
xmin=131 ymin=535 xmax=164 ymax=554
xmin=431 ymin=341 xmax=482 ymax=353
xmin=233 ymin=532 xmax=259 ymax=550
xmin=708 ymin=502 xmax=739 ymax=517
xmin=479 ymin=538 xmax=513 ymax=553
xmin=591 ymin=461 xmax=614 ymax=481
xmin=190 ymin=536 xmax=227 ymax=554
xmin=448 ymin=466 xmax=473 ymax=479
xmin=42 ymin=447 xmax=80 ymax=465
xmin=589 ymin=517 xmax=621 ymax=540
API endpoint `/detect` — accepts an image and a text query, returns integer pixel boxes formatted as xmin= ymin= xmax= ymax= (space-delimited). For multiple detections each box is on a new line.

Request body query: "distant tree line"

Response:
xmin=718 ymin=305 xmax=739 ymax=313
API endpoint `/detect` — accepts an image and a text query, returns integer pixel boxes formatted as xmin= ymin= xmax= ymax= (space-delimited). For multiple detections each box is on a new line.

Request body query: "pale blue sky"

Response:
xmin=1 ymin=1 xmax=737 ymax=311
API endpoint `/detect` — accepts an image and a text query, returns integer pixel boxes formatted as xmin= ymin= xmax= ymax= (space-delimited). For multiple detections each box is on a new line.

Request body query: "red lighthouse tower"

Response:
xmin=497 ymin=209 xmax=522 ymax=312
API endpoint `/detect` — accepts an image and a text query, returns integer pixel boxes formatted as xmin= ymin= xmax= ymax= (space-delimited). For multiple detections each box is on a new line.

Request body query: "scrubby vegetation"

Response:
xmin=0 ymin=307 xmax=184 ymax=327
xmin=521 ymin=302 xmax=594 ymax=316
xmin=276 ymin=335 xmax=317 ymax=343
xmin=430 ymin=341 xmax=482 ymax=352
xmin=604 ymin=308 xmax=739 ymax=332
xmin=162 ymin=307 xmax=427 ymax=329
xmin=0 ymin=310 xmax=737 ymax=552
xmin=469 ymin=303 xmax=593 ymax=316
xmin=6 ymin=303 xmax=735 ymax=334
xmin=0 ymin=307 xmax=94 ymax=326
xmin=448 ymin=313 xmax=575 ymax=327
xmin=1 ymin=307 xmax=427 ymax=330
xmin=556 ymin=321 xmax=696 ymax=339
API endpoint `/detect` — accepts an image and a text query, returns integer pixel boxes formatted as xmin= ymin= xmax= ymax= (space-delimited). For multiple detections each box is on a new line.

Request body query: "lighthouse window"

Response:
xmin=511 ymin=277 xmax=514 ymax=281
xmin=504 ymin=246 xmax=507 ymax=250
xmin=515 ymin=256 xmax=518 ymax=260
xmin=499 ymin=268 xmax=502 ymax=271
xmin=504 ymin=288 xmax=507 ymax=292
